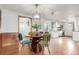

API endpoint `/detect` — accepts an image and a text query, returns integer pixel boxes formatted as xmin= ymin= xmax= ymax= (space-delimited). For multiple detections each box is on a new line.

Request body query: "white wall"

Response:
xmin=0 ymin=28 xmax=1 ymax=33
xmin=1 ymin=8 xmax=28 ymax=33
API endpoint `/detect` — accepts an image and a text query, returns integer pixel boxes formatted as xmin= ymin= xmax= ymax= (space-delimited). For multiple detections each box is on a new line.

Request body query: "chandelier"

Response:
xmin=33 ymin=4 xmax=40 ymax=19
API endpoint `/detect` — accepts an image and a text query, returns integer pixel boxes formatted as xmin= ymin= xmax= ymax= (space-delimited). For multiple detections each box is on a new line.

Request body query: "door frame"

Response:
xmin=18 ymin=16 xmax=32 ymax=33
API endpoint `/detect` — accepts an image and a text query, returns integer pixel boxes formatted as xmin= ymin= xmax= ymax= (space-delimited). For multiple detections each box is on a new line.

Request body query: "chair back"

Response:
xmin=18 ymin=33 xmax=23 ymax=41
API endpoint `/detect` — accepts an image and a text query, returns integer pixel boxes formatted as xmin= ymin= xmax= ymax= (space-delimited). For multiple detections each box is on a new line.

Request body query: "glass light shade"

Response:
xmin=33 ymin=14 xmax=40 ymax=19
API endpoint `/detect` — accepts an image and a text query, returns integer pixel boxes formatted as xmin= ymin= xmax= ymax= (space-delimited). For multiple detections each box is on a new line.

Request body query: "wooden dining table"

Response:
xmin=31 ymin=36 xmax=43 ymax=53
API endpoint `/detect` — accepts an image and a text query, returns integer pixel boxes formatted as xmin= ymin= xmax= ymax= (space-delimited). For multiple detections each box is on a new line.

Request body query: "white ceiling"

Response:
xmin=0 ymin=4 xmax=79 ymax=22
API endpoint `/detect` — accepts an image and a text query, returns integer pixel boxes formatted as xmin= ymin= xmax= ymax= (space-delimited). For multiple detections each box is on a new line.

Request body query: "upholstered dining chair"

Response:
xmin=18 ymin=33 xmax=32 ymax=47
xmin=39 ymin=32 xmax=51 ymax=54
xmin=18 ymin=33 xmax=32 ymax=54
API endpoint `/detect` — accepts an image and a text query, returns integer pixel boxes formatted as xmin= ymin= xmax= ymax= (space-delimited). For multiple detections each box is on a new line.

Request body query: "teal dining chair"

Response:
xmin=18 ymin=33 xmax=32 ymax=47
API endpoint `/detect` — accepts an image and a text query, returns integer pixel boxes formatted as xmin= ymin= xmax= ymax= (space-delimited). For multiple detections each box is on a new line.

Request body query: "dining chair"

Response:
xmin=39 ymin=32 xmax=51 ymax=55
xmin=18 ymin=33 xmax=32 ymax=54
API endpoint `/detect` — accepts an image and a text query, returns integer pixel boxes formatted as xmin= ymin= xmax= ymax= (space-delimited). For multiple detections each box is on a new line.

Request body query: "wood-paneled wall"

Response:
xmin=0 ymin=32 xmax=19 ymax=55
xmin=0 ymin=33 xmax=2 ymax=47
xmin=0 ymin=33 xmax=2 ymax=54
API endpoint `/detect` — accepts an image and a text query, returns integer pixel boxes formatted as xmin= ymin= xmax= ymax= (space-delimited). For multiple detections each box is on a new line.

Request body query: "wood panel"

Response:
xmin=0 ymin=33 xmax=2 ymax=54
xmin=2 ymin=33 xmax=18 ymax=46
xmin=0 ymin=32 xmax=19 ymax=55
xmin=0 ymin=33 xmax=2 ymax=47
xmin=1 ymin=44 xmax=19 ymax=55
xmin=0 ymin=10 xmax=1 ymax=32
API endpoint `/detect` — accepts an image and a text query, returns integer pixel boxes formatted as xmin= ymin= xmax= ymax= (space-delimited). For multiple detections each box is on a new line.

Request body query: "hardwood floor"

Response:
xmin=19 ymin=44 xmax=43 ymax=55
xmin=19 ymin=37 xmax=79 ymax=55
xmin=49 ymin=37 xmax=77 ymax=55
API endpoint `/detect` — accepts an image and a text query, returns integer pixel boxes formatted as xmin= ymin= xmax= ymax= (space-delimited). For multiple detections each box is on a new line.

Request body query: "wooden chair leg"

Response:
xmin=47 ymin=44 xmax=51 ymax=55
xmin=41 ymin=47 xmax=44 ymax=55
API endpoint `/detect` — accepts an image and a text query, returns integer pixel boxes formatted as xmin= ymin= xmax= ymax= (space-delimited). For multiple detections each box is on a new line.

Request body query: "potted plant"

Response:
xmin=32 ymin=23 xmax=41 ymax=36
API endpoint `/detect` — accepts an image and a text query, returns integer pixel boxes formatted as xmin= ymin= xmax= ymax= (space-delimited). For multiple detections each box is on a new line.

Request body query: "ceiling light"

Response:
xmin=33 ymin=4 xmax=40 ymax=19
xmin=33 ymin=14 xmax=40 ymax=19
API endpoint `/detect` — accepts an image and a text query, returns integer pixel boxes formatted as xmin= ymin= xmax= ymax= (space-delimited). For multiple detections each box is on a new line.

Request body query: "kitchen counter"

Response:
xmin=73 ymin=32 xmax=79 ymax=41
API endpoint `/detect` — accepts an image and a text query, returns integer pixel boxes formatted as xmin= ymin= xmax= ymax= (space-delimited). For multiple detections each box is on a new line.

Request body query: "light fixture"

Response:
xmin=33 ymin=14 xmax=40 ymax=19
xmin=33 ymin=4 xmax=40 ymax=19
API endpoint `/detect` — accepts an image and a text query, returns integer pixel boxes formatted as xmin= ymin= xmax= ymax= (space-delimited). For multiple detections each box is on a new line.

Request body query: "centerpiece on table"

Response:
xmin=32 ymin=23 xmax=41 ymax=36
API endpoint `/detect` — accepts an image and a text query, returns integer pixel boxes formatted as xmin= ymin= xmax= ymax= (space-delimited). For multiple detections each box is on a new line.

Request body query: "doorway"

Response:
xmin=18 ymin=16 xmax=32 ymax=39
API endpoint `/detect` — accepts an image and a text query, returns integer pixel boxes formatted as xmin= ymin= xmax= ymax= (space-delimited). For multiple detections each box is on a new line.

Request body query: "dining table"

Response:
xmin=31 ymin=36 xmax=43 ymax=53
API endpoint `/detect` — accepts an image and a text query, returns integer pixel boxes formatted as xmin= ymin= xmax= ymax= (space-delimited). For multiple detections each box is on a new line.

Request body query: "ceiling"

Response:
xmin=0 ymin=4 xmax=79 ymax=22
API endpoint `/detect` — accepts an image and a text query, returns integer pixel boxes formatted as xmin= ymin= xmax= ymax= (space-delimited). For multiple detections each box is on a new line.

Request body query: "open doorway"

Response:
xmin=18 ymin=16 xmax=32 ymax=40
